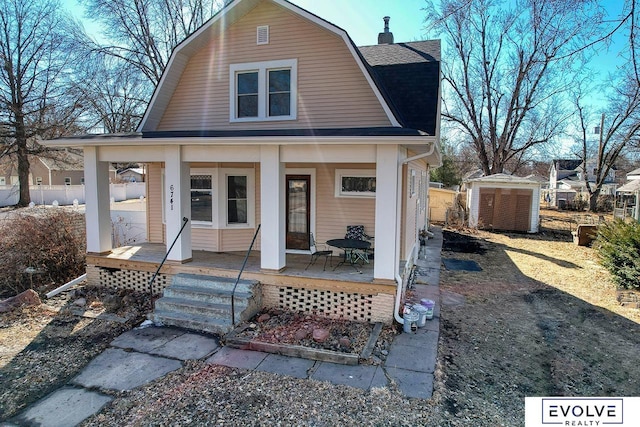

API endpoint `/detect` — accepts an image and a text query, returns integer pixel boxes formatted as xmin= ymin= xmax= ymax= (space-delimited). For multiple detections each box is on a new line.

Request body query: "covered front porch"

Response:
xmin=86 ymin=243 xmax=398 ymax=324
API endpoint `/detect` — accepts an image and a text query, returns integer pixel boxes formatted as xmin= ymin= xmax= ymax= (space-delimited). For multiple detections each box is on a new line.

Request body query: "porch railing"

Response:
xmin=148 ymin=217 xmax=189 ymax=294
xmin=231 ymin=223 xmax=261 ymax=326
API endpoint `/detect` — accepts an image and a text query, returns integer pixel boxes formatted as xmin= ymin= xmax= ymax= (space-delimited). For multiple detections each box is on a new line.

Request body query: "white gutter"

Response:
xmin=46 ymin=273 xmax=87 ymax=298
xmin=393 ymin=141 xmax=439 ymax=325
xmin=402 ymin=140 xmax=438 ymax=165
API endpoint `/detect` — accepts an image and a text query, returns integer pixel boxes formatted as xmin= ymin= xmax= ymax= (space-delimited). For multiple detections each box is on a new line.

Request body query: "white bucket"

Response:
xmin=413 ymin=304 xmax=428 ymax=327
xmin=402 ymin=310 xmax=419 ymax=333
xmin=420 ymin=298 xmax=435 ymax=320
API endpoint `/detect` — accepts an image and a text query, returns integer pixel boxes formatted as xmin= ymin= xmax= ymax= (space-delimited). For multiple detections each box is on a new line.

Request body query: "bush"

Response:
xmin=566 ymin=194 xmax=588 ymax=211
xmin=595 ymin=195 xmax=614 ymax=213
xmin=0 ymin=209 xmax=86 ymax=297
xmin=594 ymin=220 xmax=640 ymax=290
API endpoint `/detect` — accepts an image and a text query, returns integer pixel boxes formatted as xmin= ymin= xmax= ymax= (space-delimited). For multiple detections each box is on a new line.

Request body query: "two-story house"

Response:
xmin=45 ymin=0 xmax=442 ymax=332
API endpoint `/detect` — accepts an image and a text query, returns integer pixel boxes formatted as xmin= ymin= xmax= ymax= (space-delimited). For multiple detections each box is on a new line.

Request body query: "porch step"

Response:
xmin=151 ymin=273 xmax=261 ymax=336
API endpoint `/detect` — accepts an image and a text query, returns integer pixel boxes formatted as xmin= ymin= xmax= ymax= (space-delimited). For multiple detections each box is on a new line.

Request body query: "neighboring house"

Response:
xmin=615 ymin=167 xmax=640 ymax=222
xmin=118 ymin=167 xmax=146 ymax=182
xmin=466 ymin=174 xmax=541 ymax=233
xmin=548 ymin=159 xmax=616 ymax=208
xmin=0 ymin=150 xmax=116 ymax=186
xmin=45 ymin=0 xmax=442 ymax=330
xmin=626 ymin=167 xmax=640 ymax=181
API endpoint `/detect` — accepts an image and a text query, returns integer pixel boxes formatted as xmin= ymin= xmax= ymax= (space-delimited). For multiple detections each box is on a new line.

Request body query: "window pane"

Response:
xmin=238 ymin=95 xmax=258 ymax=117
xmin=268 ymin=69 xmax=290 ymax=117
xmin=269 ymin=93 xmax=290 ymax=116
xmin=191 ymin=175 xmax=211 ymax=190
xmin=228 ymin=200 xmax=247 ymax=224
xmin=191 ymin=191 xmax=212 ymax=222
xmin=191 ymin=175 xmax=212 ymax=222
xmin=227 ymin=176 xmax=247 ymax=198
xmin=237 ymin=72 xmax=258 ymax=94
xmin=341 ymin=176 xmax=376 ymax=193
xmin=269 ymin=69 xmax=290 ymax=92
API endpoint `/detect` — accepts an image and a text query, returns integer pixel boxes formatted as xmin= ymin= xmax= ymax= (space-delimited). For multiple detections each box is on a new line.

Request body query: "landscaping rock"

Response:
xmin=339 ymin=337 xmax=351 ymax=349
xmin=73 ymin=297 xmax=87 ymax=307
xmin=294 ymin=329 xmax=309 ymax=341
xmin=257 ymin=313 xmax=271 ymax=323
xmin=312 ymin=328 xmax=330 ymax=343
xmin=0 ymin=289 xmax=41 ymax=312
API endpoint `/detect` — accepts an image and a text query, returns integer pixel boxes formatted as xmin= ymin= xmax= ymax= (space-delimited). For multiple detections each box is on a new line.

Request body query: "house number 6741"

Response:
xmin=169 ymin=185 xmax=174 ymax=211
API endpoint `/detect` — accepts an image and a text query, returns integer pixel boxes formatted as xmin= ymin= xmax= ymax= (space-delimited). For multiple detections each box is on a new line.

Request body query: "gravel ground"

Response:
xmin=2 ymin=210 xmax=639 ymax=426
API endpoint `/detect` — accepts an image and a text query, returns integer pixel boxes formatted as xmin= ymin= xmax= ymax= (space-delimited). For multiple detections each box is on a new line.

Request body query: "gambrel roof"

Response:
xmin=137 ymin=0 xmax=440 ymax=137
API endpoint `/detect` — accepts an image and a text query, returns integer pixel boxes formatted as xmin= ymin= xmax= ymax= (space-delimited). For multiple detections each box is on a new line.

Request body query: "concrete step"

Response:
xmin=172 ymin=273 xmax=257 ymax=294
xmin=154 ymin=297 xmax=248 ymax=323
xmin=152 ymin=273 xmax=261 ymax=336
xmin=151 ymin=310 xmax=235 ymax=335
xmin=164 ymin=283 xmax=253 ymax=305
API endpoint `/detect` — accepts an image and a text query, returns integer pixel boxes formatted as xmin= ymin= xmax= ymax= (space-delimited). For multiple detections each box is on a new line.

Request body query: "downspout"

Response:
xmin=393 ymin=141 xmax=438 ymax=324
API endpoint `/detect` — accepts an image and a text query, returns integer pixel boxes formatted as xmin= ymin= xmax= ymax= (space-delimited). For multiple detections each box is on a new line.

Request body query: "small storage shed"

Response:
xmin=466 ymin=174 xmax=541 ymax=233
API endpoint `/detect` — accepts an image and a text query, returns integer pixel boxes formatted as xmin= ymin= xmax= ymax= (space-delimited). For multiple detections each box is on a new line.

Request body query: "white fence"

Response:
xmin=0 ymin=183 xmax=146 ymax=207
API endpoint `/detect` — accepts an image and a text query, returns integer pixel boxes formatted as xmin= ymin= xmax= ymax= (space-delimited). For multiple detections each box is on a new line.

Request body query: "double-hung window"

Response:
xmin=227 ymin=175 xmax=248 ymax=224
xmin=191 ymin=174 xmax=213 ymax=223
xmin=230 ymin=59 xmax=297 ymax=122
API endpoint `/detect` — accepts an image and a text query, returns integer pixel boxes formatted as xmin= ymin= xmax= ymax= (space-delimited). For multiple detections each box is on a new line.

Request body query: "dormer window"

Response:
xmin=230 ymin=59 xmax=297 ymax=122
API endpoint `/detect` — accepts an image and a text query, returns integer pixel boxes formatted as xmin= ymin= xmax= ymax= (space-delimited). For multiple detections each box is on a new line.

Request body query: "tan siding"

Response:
xmin=147 ymin=163 xmax=165 ymax=244
xmin=192 ymin=228 xmax=219 ymax=251
xmin=429 ymin=188 xmax=457 ymax=223
xmin=157 ymin=1 xmax=391 ymax=131
xmin=314 ymin=164 xmax=375 ymax=245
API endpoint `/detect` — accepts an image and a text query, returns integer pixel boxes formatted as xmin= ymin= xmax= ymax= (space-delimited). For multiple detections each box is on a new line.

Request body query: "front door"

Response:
xmin=286 ymin=175 xmax=310 ymax=250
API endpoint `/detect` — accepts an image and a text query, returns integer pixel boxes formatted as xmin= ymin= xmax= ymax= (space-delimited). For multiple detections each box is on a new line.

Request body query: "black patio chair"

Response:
xmin=305 ymin=233 xmax=333 ymax=271
xmin=345 ymin=225 xmax=374 ymax=264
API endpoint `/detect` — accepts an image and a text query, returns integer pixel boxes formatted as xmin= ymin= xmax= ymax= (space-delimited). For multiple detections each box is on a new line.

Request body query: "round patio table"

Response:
xmin=326 ymin=238 xmax=371 ymax=272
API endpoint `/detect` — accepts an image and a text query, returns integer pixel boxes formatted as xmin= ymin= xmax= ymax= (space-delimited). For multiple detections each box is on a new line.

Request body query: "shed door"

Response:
xmin=478 ymin=188 xmax=532 ymax=232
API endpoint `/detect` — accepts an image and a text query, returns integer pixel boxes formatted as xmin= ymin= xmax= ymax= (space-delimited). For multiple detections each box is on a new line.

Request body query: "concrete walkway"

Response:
xmin=6 ymin=229 xmax=443 ymax=427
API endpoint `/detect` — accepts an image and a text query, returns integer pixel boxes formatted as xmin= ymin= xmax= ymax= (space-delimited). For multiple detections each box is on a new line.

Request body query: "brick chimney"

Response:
xmin=378 ymin=16 xmax=394 ymax=44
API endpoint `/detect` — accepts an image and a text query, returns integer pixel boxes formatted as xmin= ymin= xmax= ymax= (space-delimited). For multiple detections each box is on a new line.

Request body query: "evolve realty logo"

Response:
xmin=541 ymin=398 xmax=623 ymax=426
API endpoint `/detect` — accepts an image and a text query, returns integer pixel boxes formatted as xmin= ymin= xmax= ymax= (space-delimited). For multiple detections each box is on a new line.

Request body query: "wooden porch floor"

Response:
xmin=87 ymin=243 xmax=395 ymax=294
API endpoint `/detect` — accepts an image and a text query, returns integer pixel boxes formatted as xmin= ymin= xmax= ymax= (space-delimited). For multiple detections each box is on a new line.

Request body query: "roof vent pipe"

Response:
xmin=378 ymin=16 xmax=394 ymax=44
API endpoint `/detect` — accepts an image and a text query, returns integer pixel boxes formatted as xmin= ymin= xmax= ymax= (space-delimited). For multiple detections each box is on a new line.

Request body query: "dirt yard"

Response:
xmin=0 ymin=208 xmax=638 ymax=425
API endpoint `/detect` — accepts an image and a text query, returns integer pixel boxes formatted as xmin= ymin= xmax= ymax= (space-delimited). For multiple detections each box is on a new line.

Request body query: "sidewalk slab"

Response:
xmin=149 ymin=332 xmax=219 ymax=360
xmin=13 ymin=387 xmax=112 ymax=427
xmin=385 ymin=368 xmax=433 ymax=399
xmin=72 ymin=348 xmax=182 ymax=391
xmin=310 ymin=362 xmax=379 ymax=390
xmin=256 ymin=354 xmax=316 ymax=379
xmin=385 ymin=344 xmax=436 ymax=373
xmin=206 ymin=347 xmax=268 ymax=370
xmin=110 ymin=326 xmax=184 ymax=353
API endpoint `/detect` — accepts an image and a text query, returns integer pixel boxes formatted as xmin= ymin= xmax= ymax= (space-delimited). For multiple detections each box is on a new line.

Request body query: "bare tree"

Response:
xmin=0 ymin=0 xmax=84 ymax=206
xmin=78 ymin=0 xmax=226 ymax=86
xmin=574 ymin=70 xmax=640 ymax=211
xmin=73 ymin=56 xmax=148 ymax=133
xmin=425 ymin=0 xmax=607 ymax=176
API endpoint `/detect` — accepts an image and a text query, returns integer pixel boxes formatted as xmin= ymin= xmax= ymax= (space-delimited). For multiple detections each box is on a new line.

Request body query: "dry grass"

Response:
xmin=1 ymin=208 xmax=638 ymax=426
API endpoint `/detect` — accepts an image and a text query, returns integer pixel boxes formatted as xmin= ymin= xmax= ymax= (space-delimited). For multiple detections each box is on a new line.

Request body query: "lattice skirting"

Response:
xmin=262 ymin=284 xmax=394 ymax=324
xmin=86 ymin=264 xmax=171 ymax=295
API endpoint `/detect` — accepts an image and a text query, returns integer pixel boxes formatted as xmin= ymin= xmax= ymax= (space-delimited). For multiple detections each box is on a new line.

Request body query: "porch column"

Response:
xmin=374 ymin=145 xmax=401 ymax=281
xmin=260 ymin=145 xmax=285 ymax=271
xmin=164 ymin=146 xmax=192 ymax=262
xmin=84 ymin=147 xmax=112 ymax=254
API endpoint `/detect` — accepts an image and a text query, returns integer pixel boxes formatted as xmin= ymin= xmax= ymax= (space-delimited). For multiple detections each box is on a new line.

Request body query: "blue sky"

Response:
xmin=62 ymin=0 xmax=429 ymax=46
xmin=289 ymin=0 xmax=428 ymax=46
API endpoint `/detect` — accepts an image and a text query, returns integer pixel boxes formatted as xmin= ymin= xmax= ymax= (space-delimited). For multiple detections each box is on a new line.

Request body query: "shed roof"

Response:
xmin=465 ymin=173 xmax=541 ymax=186
xmin=617 ymin=179 xmax=640 ymax=193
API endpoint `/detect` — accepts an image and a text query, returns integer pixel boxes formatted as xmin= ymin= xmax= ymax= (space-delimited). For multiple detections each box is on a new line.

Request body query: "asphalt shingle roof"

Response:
xmin=358 ymin=41 xmax=441 ymax=136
